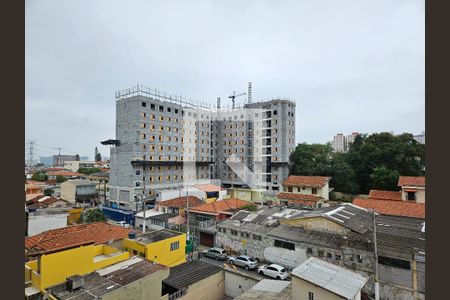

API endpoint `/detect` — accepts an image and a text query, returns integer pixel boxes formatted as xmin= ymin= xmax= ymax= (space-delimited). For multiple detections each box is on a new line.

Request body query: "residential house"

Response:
xmin=162 ymin=260 xmax=224 ymax=300
xmin=398 ymin=176 xmax=425 ymax=203
xmin=25 ymin=222 xmax=131 ymax=259
xmin=47 ymin=170 xmax=84 ymax=180
xmin=123 ymin=229 xmax=187 ymax=267
xmin=230 ymin=188 xmax=277 ymax=204
xmin=291 ymin=257 xmax=368 ymax=300
xmin=134 ymin=209 xmax=177 ymax=231
xmin=64 ymin=160 xmax=98 ymax=172
xmin=187 ymin=199 xmax=251 ymax=247
xmin=47 ymin=258 xmax=168 ymax=300
xmin=60 ymin=179 xmax=97 ymax=204
xmin=25 ymin=180 xmax=44 ymax=201
xmin=88 ymin=171 xmax=110 ymax=204
xmin=156 ymin=195 xmax=204 ymax=225
xmin=194 ymin=183 xmax=227 ymax=202
xmin=26 ymin=195 xmax=70 ymax=209
xmin=216 ymin=204 xmax=425 ymax=299
xmin=281 ymin=175 xmax=330 ymax=201
xmin=353 ymin=176 xmax=426 ymax=219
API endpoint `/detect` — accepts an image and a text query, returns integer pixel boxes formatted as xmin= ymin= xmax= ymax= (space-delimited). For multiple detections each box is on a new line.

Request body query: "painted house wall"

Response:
xmin=282 ymin=183 xmax=329 ymax=200
xmin=29 ymin=244 xmax=129 ymax=290
xmin=180 ymin=270 xmax=225 ymax=300
xmin=124 ymin=233 xmax=187 ymax=267
xmin=103 ymin=267 xmax=170 ymax=300
xmin=27 ymin=213 xmax=68 ymax=236
xmin=401 ymin=188 xmax=425 ymax=203
xmin=292 ymin=276 xmax=358 ymax=300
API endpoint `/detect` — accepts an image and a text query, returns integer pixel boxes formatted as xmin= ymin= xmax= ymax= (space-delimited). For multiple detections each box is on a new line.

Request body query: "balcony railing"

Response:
xmin=198 ymin=219 xmax=216 ymax=229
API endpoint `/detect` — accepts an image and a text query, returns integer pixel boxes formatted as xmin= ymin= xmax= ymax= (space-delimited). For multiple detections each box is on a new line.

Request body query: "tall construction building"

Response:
xmin=106 ymin=85 xmax=296 ymax=210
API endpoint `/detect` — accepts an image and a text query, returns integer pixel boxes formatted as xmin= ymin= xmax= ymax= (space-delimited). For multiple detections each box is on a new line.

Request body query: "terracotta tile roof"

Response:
xmin=26 ymin=196 xmax=67 ymax=207
xmin=158 ymin=196 xmax=204 ymax=208
xmin=352 ymin=198 xmax=425 ymax=219
xmin=47 ymin=171 xmax=83 ymax=177
xmin=368 ymin=190 xmax=402 ymax=201
xmin=25 ymin=222 xmax=130 ymax=255
xmin=195 ymin=184 xmax=224 ymax=192
xmin=398 ymin=176 xmax=425 ymax=187
xmin=283 ymin=176 xmax=330 ymax=187
xmin=188 ymin=199 xmax=250 ymax=215
xmin=277 ymin=192 xmax=323 ymax=202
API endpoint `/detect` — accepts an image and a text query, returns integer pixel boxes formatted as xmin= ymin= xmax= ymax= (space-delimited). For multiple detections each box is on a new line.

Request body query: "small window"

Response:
xmin=168 ymin=107 xmax=171 ymax=112
xmin=175 ymin=108 xmax=179 ymax=114
xmin=318 ymin=250 xmax=324 ymax=257
xmin=135 ymin=182 xmax=140 ymax=187
xmin=327 ymin=252 xmax=332 ymax=259
xmin=170 ymin=241 xmax=180 ymax=251
xmin=357 ymin=254 xmax=363 ymax=263
xmin=273 ymin=110 xmax=277 ymax=115
xmin=136 ymin=170 xmax=141 ymax=175
xmin=306 ymin=248 xmax=313 ymax=254
xmin=288 ymin=187 xmax=293 ymax=192
xmin=159 ymin=105 xmax=164 ymax=112
xmin=142 ymin=102 xmax=146 ymax=107
xmin=308 ymin=291 xmax=314 ymax=300
xmin=312 ymin=188 xmax=318 ymax=195
xmin=335 ymin=254 xmax=341 ymax=261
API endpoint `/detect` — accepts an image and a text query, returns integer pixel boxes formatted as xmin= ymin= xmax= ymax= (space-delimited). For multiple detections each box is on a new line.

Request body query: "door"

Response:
xmin=200 ymin=232 xmax=214 ymax=247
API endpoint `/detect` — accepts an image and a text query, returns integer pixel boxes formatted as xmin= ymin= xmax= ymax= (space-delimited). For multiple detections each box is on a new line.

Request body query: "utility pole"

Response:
xmin=371 ymin=209 xmax=380 ymax=300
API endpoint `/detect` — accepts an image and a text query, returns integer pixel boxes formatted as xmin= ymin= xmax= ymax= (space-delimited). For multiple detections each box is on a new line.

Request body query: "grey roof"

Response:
xmin=65 ymin=180 xmax=96 ymax=186
xmin=49 ymin=259 xmax=166 ymax=300
xmin=292 ymin=257 xmax=367 ymax=299
xmin=293 ymin=204 xmax=372 ymax=234
xmin=268 ymin=225 xmax=346 ymax=249
xmin=235 ymin=280 xmax=292 ymax=300
xmin=163 ymin=260 xmax=222 ymax=289
xmin=251 ymin=279 xmax=290 ymax=293
xmin=133 ymin=230 xmax=182 ymax=244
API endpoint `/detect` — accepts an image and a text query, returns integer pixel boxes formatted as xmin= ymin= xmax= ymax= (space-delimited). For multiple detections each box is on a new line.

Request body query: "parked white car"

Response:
xmin=114 ymin=221 xmax=130 ymax=228
xmin=258 ymin=264 xmax=289 ymax=280
xmin=228 ymin=255 xmax=259 ymax=270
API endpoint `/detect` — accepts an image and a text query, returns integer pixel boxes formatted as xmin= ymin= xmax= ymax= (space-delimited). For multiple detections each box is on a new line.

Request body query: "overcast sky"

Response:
xmin=25 ymin=0 xmax=424 ymax=160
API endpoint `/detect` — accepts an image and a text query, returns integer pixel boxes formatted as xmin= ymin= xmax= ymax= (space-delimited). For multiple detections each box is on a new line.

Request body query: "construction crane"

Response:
xmin=228 ymin=91 xmax=247 ymax=109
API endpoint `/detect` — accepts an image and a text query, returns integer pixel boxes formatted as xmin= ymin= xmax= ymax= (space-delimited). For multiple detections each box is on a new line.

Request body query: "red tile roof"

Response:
xmin=352 ymin=198 xmax=425 ymax=219
xmin=277 ymin=192 xmax=323 ymax=202
xmin=189 ymin=199 xmax=250 ymax=215
xmin=283 ymin=176 xmax=330 ymax=187
xmin=25 ymin=222 xmax=131 ymax=255
xmin=398 ymin=176 xmax=425 ymax=187
xmin=47 ymin=171 xmax=83 ymax=177
xmin=158 ymin=196 xmax=203 ymax=208
xmin=26 ymin=195 xmax=67 ymax=207
xmin=368 ymin=190 xmax=402 ymax=201
xmin=195 ymin=184 xmax=224 ymax=192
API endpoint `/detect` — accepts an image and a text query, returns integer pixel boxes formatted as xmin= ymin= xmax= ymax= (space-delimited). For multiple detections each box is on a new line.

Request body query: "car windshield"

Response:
xmin=248 ymin=258 xmax=256 ymax=262
xmin=280 ymin=268 xmax=286 ymax=272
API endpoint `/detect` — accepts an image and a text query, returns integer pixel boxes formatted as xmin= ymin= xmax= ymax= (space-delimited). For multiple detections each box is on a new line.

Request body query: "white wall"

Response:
xmin=27 ymin=213 xmax=68 ymax=236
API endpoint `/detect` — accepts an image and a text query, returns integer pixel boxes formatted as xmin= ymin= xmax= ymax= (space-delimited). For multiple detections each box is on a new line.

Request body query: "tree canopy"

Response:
xmin=95 ymin=147 xmax=102 ymax=162
xmin=78 ymin=167 xmax=101 ymax=175
xmin=81 ymin=208 xmax=107 ymax=223
xmin=289 ymin=132 xmax=425 ymax=194
xmin=31 ymin=171 xmax=48 ymax=182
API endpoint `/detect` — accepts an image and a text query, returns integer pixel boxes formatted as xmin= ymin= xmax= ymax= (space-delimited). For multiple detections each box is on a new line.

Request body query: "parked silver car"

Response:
xmin=228 ymin=255 xmax=258 ymax=270
xmin=203 ymin=247 xmax=228 ymax=260
xmin=258 ymin=264 xmax=289 ymax=280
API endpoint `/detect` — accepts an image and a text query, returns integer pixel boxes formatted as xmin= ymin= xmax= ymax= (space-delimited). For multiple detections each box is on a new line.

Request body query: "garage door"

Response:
xmin=200 ymin=232 xmax=214 ymax=247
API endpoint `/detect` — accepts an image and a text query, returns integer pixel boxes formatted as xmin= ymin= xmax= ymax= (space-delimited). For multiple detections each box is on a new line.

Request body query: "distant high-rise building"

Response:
xmin=346 ymin=132 xmax=359 ymax=148
xmin=332 ymin=133 xmax=347 ymax=153
xmin=413 ymin=131 xmax=425 ymax=144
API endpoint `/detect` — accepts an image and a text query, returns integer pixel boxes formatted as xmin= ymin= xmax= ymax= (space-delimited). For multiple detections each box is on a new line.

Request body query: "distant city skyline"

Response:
xmin=25 ymin=0 xmax=424 ymax=158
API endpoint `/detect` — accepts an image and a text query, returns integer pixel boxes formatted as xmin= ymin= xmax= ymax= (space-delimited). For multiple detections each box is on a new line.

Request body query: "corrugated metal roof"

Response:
xmin=163 ymin=260 xmax=222 ymax=289
xmin=291 ymin=257 xmax=367 ymax=299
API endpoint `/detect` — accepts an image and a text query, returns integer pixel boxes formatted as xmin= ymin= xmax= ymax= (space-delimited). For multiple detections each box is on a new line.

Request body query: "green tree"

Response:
xmin=95 ymin=147 xmax=102 ymax=162
xmin=289 ymin=143 xmax=333 ymax=176
xmin=56 ymin=175 xmax=67 ymax=183
xmin=330 ymin=153 xmax=359 ymax=194
xmin=370 ymin=166 xmax=401 ymax=191
xmin=78 ymin=167 xmax=101 ymax=175
xmin=31 ymin=171 xmax=48 ymax=182
xmin=81 ymin=208 xmax=107 ymax=223
xmin=346 ymin=132 xmax=425 ymax=193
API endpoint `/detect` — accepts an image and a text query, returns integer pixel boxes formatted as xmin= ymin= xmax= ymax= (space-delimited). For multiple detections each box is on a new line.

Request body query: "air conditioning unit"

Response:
xmin=66 ymin=275 xmax=84 ymax=291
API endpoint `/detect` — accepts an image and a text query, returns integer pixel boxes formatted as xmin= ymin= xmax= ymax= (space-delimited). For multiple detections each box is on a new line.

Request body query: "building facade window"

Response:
xmin=274 ymin=240 xmax=295 ymax=250
xmin=170 ymin=241 xmax=180 ymax=251
xmin=308 ymin=291 xmax=314 ymax=300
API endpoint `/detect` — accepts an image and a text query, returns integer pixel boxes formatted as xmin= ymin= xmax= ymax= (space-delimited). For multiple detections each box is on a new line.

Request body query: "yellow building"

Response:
xmin=124 ymin=229 xmax=186 ymax=267
xmin=230 ymin=188 xmax=275 ymax=204
xmin=25 ymin=243 xmax=129 ymax=293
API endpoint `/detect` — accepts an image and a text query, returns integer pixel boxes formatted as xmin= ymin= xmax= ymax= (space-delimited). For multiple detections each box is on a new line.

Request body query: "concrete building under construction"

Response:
xmin=105 ymin=85 xmax=296 ymax=210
